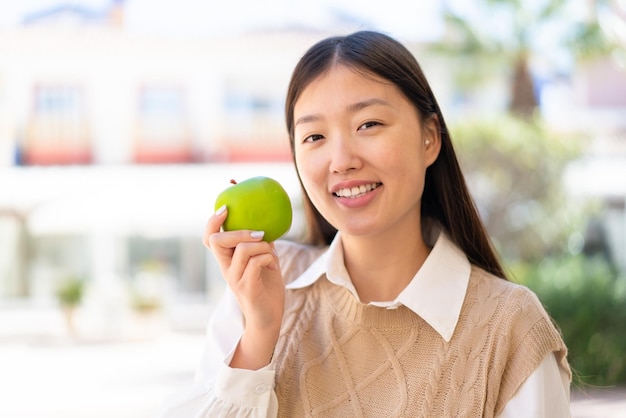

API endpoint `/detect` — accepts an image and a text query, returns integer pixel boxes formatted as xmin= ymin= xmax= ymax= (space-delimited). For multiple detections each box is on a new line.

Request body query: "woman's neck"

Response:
xmin=341 ymin=223 xmax=431 ymax=304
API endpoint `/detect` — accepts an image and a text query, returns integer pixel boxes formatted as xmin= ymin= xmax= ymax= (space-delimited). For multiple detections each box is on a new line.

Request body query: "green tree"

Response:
xmin=451 ymin=115 xmax=584 ymax=262
xmin=433 ymin=0 xmax=622 ymax=118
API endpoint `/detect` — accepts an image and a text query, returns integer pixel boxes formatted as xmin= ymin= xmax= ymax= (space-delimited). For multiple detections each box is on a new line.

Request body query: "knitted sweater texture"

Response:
xmin=272 ymin=265 xmax=569 ymax=417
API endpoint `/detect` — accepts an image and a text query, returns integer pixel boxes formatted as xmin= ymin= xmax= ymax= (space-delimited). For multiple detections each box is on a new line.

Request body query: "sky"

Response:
xmin=0 ymin=0 xmax=444 ymax=41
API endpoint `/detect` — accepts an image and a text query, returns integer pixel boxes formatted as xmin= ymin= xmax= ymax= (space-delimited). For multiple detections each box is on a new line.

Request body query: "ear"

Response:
xmin=423 ymin=114 xmax=442 ymax=167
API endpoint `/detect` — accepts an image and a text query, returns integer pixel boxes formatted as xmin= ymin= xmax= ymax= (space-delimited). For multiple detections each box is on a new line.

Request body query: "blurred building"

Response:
xmin=0 ymin=6 xmax=307 ymax=166
xmin=0 ymin=2 xmax=327 ymax=327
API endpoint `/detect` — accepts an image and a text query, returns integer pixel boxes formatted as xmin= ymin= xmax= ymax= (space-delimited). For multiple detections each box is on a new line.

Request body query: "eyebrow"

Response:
xmin=294 ymin=97 xmax=392 ymax=127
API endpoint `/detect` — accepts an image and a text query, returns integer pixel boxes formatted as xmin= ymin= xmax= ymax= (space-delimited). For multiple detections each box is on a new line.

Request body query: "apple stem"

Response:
xmin=230 ymin=179 xmax=237 ymax=185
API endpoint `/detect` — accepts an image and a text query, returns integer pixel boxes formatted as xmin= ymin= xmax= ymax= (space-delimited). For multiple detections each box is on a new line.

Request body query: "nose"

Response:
xmin=328 ymin=133 xmax=361 ymax=174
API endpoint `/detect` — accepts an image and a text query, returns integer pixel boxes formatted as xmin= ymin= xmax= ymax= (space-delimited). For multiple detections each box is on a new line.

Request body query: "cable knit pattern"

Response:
xmin=273 ymin=265 xmax=570 ymax=418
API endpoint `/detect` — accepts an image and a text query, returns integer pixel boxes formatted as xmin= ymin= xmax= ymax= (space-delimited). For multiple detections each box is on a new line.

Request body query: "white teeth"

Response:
xmin=335 ymin=183 xmax=379 ymax=198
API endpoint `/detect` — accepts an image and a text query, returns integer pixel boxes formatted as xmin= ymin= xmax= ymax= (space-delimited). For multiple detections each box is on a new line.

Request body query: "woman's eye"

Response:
xmin=358 ymin=121 xmax=381 ymax=130
xmin=303 ymin=134 xmax=324 ymax=143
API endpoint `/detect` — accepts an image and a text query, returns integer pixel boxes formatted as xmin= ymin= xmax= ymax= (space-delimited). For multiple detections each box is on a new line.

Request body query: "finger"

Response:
xmin=209 ymin=231 xmax=269 ymax=282
xmin=268 ymin=242 xmax=279 ymax=271
xmin=208 ymin=229 xmax=266 ymax=258
xmin=203 ymin=205 xmax=228 ymax=248
xmin=229 ymin=241 xmax=276 ymax=284
xmin=237 ymin=253 xmax=281 ymax=293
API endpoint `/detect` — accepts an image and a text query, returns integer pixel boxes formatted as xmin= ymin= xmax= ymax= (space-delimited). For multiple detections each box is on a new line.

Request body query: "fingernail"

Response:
xmin=250 ymin=231 xmax=265 ymax=239
xmin=215 ymin=205 xmax=226 ymax=216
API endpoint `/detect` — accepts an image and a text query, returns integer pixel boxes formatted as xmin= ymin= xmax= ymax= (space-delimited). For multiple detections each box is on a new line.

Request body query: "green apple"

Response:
xmin=214 ymin=176 xmax=293 ymax=242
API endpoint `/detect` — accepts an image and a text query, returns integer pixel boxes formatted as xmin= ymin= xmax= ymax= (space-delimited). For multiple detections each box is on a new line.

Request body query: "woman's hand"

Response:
xmin=203 ymin=205 xmax=285 ymax=369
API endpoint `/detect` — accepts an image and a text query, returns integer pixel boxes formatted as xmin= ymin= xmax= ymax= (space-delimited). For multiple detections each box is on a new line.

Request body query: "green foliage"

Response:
xmin=568 ymin=21 xmax=616 ymax=59
xmin=513 ymin=256 xmax=626 ymax=386
xmin=450 ymin=115 xmax=584 ymax=261
xmin=431 ymin=0 xmax=619 ymax=117
xmin=55 ymin=277 xmax=85 ymax=307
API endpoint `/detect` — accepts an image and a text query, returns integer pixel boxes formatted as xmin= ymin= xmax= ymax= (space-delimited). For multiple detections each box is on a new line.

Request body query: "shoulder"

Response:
xmin=465 ymin=266 xmax=563 ymax=341
xmin=274 ymin=239 xmax=327 ymax=285
xmin=468 ymin=266 xmax=543 ymax=312
xmin=468 ymin=265 xmax=568 ymax=358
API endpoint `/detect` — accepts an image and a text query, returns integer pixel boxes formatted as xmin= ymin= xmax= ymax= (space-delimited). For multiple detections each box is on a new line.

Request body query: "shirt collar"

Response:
xmin=286 ymin=229 xmax=471 ymax=342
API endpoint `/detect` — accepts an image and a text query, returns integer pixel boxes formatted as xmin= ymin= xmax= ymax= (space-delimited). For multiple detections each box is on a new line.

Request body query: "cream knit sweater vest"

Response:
xmin=272 ymin=266 xmax=570 ymax=417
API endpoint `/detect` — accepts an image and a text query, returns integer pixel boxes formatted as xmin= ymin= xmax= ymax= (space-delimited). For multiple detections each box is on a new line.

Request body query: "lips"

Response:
xmin=333 ymin=182 xmax=382 ymax=198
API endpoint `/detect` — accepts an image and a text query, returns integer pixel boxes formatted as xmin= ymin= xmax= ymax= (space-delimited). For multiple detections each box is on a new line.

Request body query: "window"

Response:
xmin=218 ymin=84 xmax=290 ymax=161
xmin=134 ymin=85 xmax=193 ymax=163
xmin=22 ymin=84 xmax=91 ymax=165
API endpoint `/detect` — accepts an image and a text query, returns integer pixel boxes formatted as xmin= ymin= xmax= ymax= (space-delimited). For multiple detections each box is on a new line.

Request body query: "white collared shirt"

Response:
xmin=286 ymin=230 xmax=471 ymax=342
xmin=157 ymin=232 xmax=571 ymax=418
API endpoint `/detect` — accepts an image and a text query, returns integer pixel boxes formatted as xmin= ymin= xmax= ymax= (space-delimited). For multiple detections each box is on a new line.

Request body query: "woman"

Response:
xmin=159 ymin=31 xmax=571 ymax=417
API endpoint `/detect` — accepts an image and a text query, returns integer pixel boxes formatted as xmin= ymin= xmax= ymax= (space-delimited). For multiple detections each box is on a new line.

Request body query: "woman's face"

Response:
xmin=293 ymin=65 xmax=440 ymax=239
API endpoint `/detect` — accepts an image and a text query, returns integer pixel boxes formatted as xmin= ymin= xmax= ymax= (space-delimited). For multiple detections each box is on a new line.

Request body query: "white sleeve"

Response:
xmin=154 ymin=288 xmax=278 ymax=418
xmin=497 ymin=352 xmax=571 ymax=418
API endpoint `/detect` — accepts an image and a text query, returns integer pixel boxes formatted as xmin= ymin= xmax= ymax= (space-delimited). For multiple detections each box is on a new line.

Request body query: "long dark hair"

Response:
xmin=285 ymin=30 xmax=508 ymax=280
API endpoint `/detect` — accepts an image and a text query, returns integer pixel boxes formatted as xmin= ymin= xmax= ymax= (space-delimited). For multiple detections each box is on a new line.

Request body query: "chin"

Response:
xmin=338 ymin=222 xmax=381 ymax=238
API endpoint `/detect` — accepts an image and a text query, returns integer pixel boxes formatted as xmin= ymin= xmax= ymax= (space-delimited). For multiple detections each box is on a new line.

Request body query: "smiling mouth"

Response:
xmin=333 ymin=182 xmax=382 ymax=198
